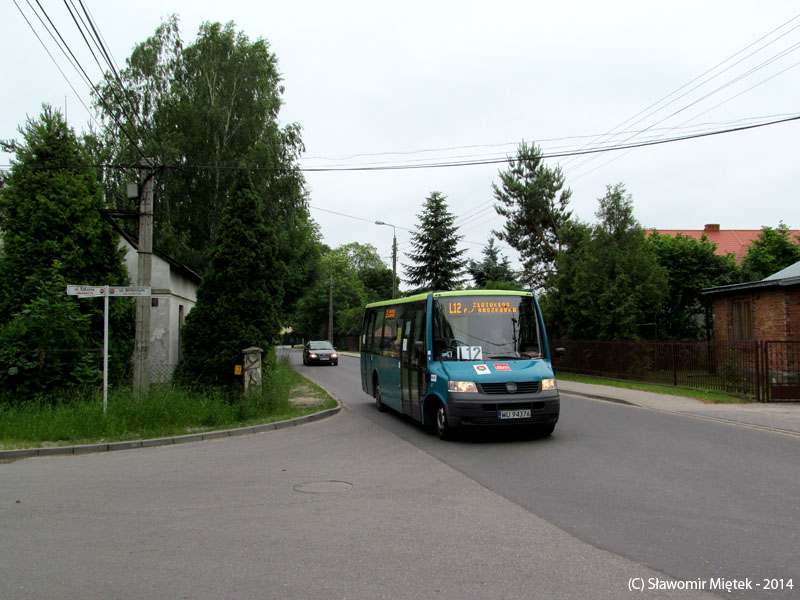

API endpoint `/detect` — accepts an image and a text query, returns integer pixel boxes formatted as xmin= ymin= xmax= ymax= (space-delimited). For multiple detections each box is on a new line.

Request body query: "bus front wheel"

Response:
xmin=435 ymin=402 xmax=453 ymax=441
xmin=374 ymin=378 xmax=386 ymax=412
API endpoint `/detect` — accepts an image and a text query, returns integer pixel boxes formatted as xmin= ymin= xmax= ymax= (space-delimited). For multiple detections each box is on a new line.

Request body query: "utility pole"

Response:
xmin=133 ymin=159 xmax=154 ymax=394
xmin=328 ymin=271 xmax=334 ymax=343
xmin=375 ymin=220 xmax=397 ymax=299
xmin=391 ymin=231 xmax=397 ymax=299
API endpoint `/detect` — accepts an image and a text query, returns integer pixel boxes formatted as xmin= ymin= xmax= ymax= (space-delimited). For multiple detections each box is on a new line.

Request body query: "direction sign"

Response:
xmin=66 ymin=285 xmax=151 ymax=297
xmin=109 ymin=286 xmax=151 ymax=297
xmin=65 ymin=283 xmax=151 ymax=413
xmin=66 ymin=285 xmax=107 ymax=297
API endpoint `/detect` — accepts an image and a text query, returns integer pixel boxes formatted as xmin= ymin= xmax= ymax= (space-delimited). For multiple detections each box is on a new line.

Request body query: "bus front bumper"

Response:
xmin=445 ymin=391 xmax=560 ymax=427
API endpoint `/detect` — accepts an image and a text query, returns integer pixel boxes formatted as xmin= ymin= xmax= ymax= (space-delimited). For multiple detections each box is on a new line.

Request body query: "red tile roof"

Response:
xmin=648 ymin=224 xmax=800 ymax=263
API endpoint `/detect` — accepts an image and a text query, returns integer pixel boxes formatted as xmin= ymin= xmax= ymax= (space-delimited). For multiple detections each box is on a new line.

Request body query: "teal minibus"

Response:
xmin=360 ymin=290 xmax=561 ymax=439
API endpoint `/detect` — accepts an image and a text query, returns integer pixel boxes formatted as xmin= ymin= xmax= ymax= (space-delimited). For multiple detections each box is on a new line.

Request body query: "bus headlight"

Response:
xmin=448 ymin=380 xmax=477 ymax=393
xmin=541 ymin=378 xmax=556 ymax=391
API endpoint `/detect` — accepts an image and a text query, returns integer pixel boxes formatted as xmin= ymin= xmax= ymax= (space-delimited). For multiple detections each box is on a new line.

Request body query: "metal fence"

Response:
xmin=763 ymin=341 xmax=800 ymax=401
xmin=549 ymin=339 xmax=800 ymax=402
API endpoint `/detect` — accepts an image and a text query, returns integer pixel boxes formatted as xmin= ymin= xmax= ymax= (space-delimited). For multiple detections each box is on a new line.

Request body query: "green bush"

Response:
xmin=0 ymin=274 xmax=101 ymax=398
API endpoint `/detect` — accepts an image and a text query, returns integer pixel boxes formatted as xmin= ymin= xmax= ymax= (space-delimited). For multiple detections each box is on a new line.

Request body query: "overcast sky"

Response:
xmin=3 ymin=1 xmax=799 ymax=288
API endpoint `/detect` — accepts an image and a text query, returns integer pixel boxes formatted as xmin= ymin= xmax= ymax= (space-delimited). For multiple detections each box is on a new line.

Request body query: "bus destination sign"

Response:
xmin=447 ymin=300 xmax=517 ymax=315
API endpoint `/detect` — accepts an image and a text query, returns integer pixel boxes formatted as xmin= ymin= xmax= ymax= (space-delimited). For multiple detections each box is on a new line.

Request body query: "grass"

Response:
xmin=556 ymin=371 xmax=750 ymax=404
xmin=0 ymin=355 xmax=337 ymax=450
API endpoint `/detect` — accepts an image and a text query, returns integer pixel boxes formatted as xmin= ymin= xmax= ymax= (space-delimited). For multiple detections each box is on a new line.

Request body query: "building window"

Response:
xmin=732 ymin=298 xmax=753 ymax=340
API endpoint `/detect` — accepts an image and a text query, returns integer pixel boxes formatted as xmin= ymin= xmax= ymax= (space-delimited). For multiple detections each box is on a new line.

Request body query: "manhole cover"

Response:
xmin=293 ymin=480 xmax=353 ymax=494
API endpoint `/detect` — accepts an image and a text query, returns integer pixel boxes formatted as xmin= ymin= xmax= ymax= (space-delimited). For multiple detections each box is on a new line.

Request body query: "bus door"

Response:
xmin=364 ymin=308 xmax=384 ymax=396
xmin=361 ymin=309 xmax=375 ymax=393
xmin=401 ymin=302 xmax=426 ymax=421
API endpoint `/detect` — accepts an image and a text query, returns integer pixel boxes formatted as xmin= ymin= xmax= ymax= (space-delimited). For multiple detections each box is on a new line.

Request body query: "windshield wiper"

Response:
xmin=486 ymin=354 xmax=520 ymax=359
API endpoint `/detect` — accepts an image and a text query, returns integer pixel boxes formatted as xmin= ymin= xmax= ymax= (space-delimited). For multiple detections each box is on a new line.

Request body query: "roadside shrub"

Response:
xmin=0 ymin=275 xmax=101 ymax=400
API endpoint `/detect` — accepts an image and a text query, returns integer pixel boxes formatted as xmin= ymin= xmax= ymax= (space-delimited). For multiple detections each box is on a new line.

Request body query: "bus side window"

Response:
xmin=382 ymin=307 xmax=401 ymax=358
xmin=391 ymin=305 xmax=405 ymax=358
xmin=412 ymin=301 xmax=426 ymax=365
xmin=362 ymin=309 xmax=375 ymax=353
xmin=372 ymin=309 xmax=385 ymax=354
xmin=432 ymin=302 xmax=450 ymax=359
xmin=381 ymin=311 xmax=396 ymax=355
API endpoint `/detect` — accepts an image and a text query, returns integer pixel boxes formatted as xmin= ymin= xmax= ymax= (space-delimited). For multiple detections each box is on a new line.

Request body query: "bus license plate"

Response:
xmin=499 ymin=409 xmax=531 ymax=419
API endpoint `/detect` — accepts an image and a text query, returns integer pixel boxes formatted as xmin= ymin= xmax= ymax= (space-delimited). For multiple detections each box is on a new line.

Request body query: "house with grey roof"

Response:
xmin=704 ymin=262 xmax=800 ymax=401
xmin=704 ymin=261 xmax=800 ymax=343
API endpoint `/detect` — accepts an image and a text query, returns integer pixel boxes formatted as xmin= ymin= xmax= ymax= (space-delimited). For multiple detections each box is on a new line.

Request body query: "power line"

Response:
xmin=69 ymin=0 xmax=167 ymax=156
xmin=569 ymin=63 xmax=800 ymax=184
xmin=16 ymin=0 xmax=149 ymax=163
xmin=3 ymin=110 xmax=798 ymax=175
xmin=564 ymin=13 xmax=800 ymax=177
xmin=297 ymin=113 xmax=800 ymax=171
xmin=11 ymin=0 xmax=100 ymax=130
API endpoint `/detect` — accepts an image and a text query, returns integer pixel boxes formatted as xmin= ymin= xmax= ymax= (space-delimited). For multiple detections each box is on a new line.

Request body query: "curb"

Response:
xmin=0 ymin=405 xmax=341 ymax=461
xmin=560 ymin=390 xmax=637 ymax=406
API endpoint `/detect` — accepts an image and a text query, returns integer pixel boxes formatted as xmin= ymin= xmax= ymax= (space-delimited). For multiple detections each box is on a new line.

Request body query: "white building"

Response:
xmin=116 ymin=225 xmax=201 ymax=382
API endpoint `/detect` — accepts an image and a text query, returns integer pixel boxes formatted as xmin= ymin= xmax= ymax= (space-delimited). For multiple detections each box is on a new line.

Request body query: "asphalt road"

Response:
xmin=297 ymin=351 xmax=800 ymax=598
xmin=1 ymin=350 xmax=796 ymax=599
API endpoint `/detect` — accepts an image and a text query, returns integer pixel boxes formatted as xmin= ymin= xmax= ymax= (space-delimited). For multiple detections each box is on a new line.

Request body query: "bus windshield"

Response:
xmin=433 ymin=295 xmax=543 ymax=361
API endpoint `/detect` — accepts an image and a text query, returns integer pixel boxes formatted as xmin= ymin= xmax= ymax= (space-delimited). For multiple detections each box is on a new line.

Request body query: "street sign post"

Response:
xmin=66 ymin=284 xmax=151 ymax=413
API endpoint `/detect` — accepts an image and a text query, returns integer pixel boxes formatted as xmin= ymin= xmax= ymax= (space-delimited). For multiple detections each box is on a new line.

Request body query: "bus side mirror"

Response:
xmin=555 ymin=347 xmax=565 ymax=361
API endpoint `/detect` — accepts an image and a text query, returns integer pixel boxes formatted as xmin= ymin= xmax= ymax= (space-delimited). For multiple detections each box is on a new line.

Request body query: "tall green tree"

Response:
xmin=741 ymin=222 xmax=800 ymax=281
xmin=291 ymin=242 xmax=391 ymax=344
xmin=467 ymin=237 xmax=521 ymax=289
xmin=291 ymin=250 xmax=367 ymax=346
xmin=548 ymin=184 xmax=667 ymax=340
xmin=94 ymin=17 xmax=310 ymax=279
xmin=335 ymin=242 xmax=395 ymax=302
xmin=0 ymin=107 xmax=132 ymax=394
xmin=173 ymin=170 xmax=284 ymax=388
xmin=404 ymin=191 xmax=467 ymax=292
xmin=647 ymin=232 xmax=739 ymax=339
xmin=493 ymin=141 xmax=573 ymax=289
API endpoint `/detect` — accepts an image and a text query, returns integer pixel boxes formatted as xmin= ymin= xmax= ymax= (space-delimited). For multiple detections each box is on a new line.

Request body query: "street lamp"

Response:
xmin=375 ymin=220 xmax=397 ymax=299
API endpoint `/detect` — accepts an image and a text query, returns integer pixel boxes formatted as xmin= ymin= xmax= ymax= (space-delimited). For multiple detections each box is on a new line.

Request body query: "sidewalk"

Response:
xmin=558 ymin=379 xmax=800 ymax=436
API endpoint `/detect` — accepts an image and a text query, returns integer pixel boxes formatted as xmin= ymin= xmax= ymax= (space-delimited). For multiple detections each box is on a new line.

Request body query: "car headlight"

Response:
xmin=448 ymin=380 xmax=477 ymax=393
xmin=330 ymin=353 xmax=338 ymax=359
xmin=309 ymin=353 xmax=318 ymax=359
xmin=541 ymin=378 xmax=556 ymax=391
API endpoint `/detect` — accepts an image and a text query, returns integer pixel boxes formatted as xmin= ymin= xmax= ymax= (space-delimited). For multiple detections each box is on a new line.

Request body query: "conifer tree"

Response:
xmin=174 ymin=170 xmax=285 ymax=388
xmin=467 ymin=237 xmax=520 ymax=289
xmin=404 ymin=191 xmax=467 ymax=292
xmin=493 ymin=141 xmax=572 ymax=289
xmin=0 ymin=106 xmax=132 ymax=394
